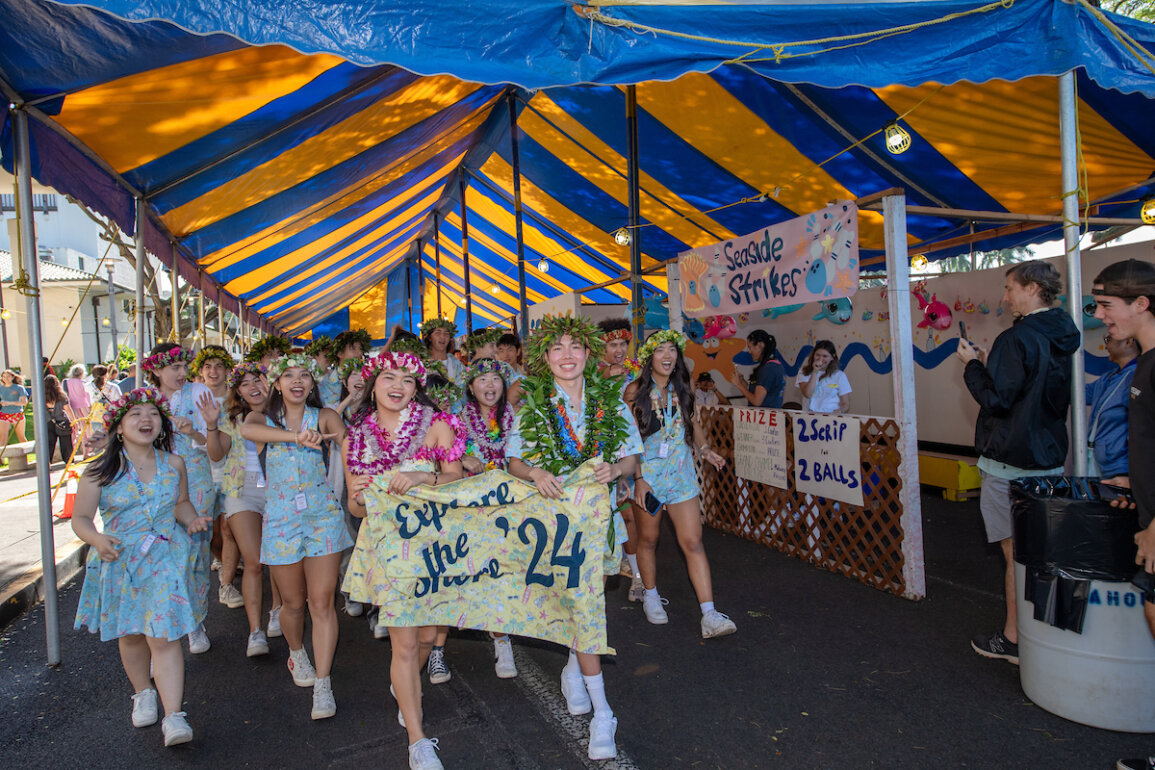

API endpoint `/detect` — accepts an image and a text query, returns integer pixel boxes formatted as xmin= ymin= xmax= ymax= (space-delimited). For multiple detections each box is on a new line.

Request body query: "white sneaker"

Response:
xmin=311 ymin=676 xmax=336 ymax=720
xmin=588 ymin=714 xmax=618 ymax=761
xmin=288 ymin=648 xmax=316 ymax=687
xmin=162 ymin=711 xmax=193 ymax=747
xmin=131 ymin=688 xmax=158 ymax=727
xmin=374 ymin=622 xmax=390 ymax=640
xmin=188 ymin=624 xmax=211 ymax=654
xmin=267 ymin=607 xmax=283 ymax=638
xmin=426 ymin=647 xmax=451 ymax=684
xmin=408 ymin=737 xmax=443 ymax=770
xmin=246 ymin=629 xmax=270 ymax=657
xmin=627 ymin=573 xmax=645 ymax=602
xmin=493 ymin=636 xmax=517 ymax=679
xmin=390 ymin=683 xmax=422 ymax=729
xmin=642 ymin=592 xmax=669 ymax=625
xmin=701 ymin=609 xmax=737 ymax=639
xmin=218 ymin=583 xmax=244 ymax=608
xmin=560 ymin=669 xmax=591 ymax=715
xmin=345 ymin=598 xmax=364 ymax=617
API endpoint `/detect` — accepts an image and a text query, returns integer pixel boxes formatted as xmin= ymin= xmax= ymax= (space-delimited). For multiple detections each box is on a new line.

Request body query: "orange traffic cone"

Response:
xmin=59 ymin=470 xmax=79 ymax=519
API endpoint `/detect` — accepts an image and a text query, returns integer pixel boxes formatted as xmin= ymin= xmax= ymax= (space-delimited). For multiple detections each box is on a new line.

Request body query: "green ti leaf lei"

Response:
xmin=516 ymin=366 xmax=630 ymax=477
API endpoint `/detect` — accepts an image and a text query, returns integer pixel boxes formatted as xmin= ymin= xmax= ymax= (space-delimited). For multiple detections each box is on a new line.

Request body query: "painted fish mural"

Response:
xmin=813 ymin=297 xmax=853 ymax=325
xmin=916 ymin=293 xmax=953 ymax=330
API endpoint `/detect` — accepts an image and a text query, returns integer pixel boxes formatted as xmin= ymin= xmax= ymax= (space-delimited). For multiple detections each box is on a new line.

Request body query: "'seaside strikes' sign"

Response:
xmin=678 ymin=201 xmax=859 ymax=318
xmin=343 ymin=460 xmax=614 ymax=655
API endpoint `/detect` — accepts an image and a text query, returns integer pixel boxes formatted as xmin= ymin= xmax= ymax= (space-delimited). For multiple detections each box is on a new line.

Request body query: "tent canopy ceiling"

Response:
xmin=1 ymin=0 xmax=1153 ymax=336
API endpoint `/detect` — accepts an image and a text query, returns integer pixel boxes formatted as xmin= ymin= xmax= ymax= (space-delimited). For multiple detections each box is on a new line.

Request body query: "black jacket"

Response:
xmin=963 ymin=307 xmax=1081 ymax=470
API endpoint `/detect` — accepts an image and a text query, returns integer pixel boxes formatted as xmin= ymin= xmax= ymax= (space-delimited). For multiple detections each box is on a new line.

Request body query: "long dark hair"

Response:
xmin=266 ymin=370 xmax=324 ymax=429
xmin=350 ymin=367 xmax=436 ymax=426
xmin=88 ymin=404 xmax=174 ymax=487
xmin=748 ymin=329 xmax=778 ymax=380
xmin=463 ymin=359 xmax=510 ymax=427
xmin=92 ymin=365 xmax=108 ymax=391
xmin=227 ymin=371 xmax=266 ymax=425
xmin=43 ymin=375 xmax=67 ymax=405
xmin=632 ymin=341 xmax=695 ymax=447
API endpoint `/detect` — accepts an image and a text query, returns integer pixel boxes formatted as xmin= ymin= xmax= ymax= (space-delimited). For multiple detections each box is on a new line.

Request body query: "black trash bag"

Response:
xmin=1011 ymin=477 xmax=1139 ymax=634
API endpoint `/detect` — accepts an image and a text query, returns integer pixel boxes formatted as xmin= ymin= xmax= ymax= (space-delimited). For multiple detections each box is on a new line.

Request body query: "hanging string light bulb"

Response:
xmin=884 ymin=120 xmax=912 ymax=155
xmin=1141 ymin=198 xmax=1155 ymax=225
xmin=0 ymin=309 xmax=10 ymax=321
xmin=537 ymin=259 xmax=550 ymax=273
xmin=490 ymin=284 xmax=501 ymax=296
xmin=613 ymin=227 xmax=632 ymax=246
xmin=910 ymin=254 xmax=929 ymax=271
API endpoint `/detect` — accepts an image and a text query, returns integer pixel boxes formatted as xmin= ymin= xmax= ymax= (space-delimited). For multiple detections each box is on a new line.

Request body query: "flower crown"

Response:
xmin=361 ymin=351 xmax=427 ymax=386
xmin=338 ymin=357 xmax=364 ymax=383
xmin=464 ymin=328 xmax=503 ymax=354
xmin=227 ymin=362 xmax=267 ymax=390
xmin=524 ymin=313 xmax=605 ymax=375
xmin=389 ymin=337 xmax=428 ymax=358
xmin=190 ymin=346 xmax=235 ymax=377
xmin=142 ymin=346 xmax=193 ymax=372
xmin=244 ymin=335 xmax=292 ymax=363
xmin=334 ymin=328 xmax=373 ymax=352
xmin=304 ymin=335 xmax=336 ymax=359
xmin=459 ymin=357 xmax=514 ymax=387
xmin=267 ymin=353 xmax=323 ymax=382
xmin=426 ymin=381 xmax=463 ymax=413
xmin=637 ymin=329 xmax=687 ymax=364
xmin=103 ymin=387 xmax=172 ymax=433
xmin=601 ymin=327 xmax=632 ymax=343
xmin=419 ymin=318 xmax=457 ymax=339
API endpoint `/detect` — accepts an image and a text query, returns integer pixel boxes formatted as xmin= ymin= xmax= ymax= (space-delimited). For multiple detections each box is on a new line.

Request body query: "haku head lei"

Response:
xmin=601 ymin=327 xmax=632 ymax=343
xmin=304 ymin=335 xmax=337 ymax=360
xmin=637 ymin=329 xmax=687 ymax=365
xmin=389 ymin=337 xmax=428 ymax=358
xmin=103 ymin=387 xmax=172 ymax=433
xmin=142 ymin=346 xmax=193 ymax=372
xmin=464 ymin=328 xmax=503 ymax=355
xmin=425 ymin=358 xmax=449 ymax=381
xmin=227 ymin=362 xmax=266 ymax=390
xmin=334 ymin=328 xmax=373 ymax=354
xmin=267 ymin=353 xmax=323 ymax=382
xmin=419 ymin=317 xmax=457 ymax=340
xmin=190 ymin=345 xmax=235 ymax=377
xmin=245 ymin=335 xmax=292 ymax=363
xmin=361 ymin=351 xmax=427 ymax=386
xmin=524 ymin=313 xmax=605 ymax=376
xmin=460 ymin=358 xmax=514 ymax=387
xmin=338 ymin=357 xmax=364 ymax=383
xmin=426 ymin=381 xmax=463 ymax=413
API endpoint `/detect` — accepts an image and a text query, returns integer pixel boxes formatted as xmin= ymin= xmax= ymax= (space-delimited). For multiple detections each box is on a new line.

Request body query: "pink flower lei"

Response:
xmin=461 ymin=401 xmax=512 ymax=466
xmin=362 ymin=351 xmax=427 ymax=387
xmin=414 ymin=413 xmax=467 ymax=464
xmin=346 ymin=404 xmax=465 ymax=475
xmin=103 ymin=387 xmax=173 ymax=432
xmin=142 ymin=346 xmax=193 ymax=372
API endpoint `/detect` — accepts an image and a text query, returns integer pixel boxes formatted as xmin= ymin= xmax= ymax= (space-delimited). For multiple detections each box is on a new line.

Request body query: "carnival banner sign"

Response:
xmin=344 ymin=460 xmax=614 ymax=654
xmin=733 ymin=407 xmax=788 ymax=489
xmin=791 ymin=413 xmax=864 ymax=507
xmin=678 ymin=201 xmax=859 ymax=318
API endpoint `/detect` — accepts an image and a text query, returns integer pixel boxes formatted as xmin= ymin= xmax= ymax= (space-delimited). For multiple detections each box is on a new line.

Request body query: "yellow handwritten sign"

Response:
xmin=342 ymin=460 xmax=615 ymax=655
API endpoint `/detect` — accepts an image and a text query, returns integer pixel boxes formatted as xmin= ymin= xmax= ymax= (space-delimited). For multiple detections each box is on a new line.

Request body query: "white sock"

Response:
xmin=564 ymin=648 xmax=581 ymax=678
xmin=626 ymin=553 xmax=639 ymax=577
xmin=700 ymin=601 xmax=715 ymax=615
xmin=582 ymin=672 xmax=613 ymax=718
xmin=644 ymin=587 xmax=659 ymax=600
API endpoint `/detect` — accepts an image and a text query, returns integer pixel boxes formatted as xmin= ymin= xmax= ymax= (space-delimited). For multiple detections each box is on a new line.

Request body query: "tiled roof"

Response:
xmin=0 ymin=250 xmax=113 ymax=284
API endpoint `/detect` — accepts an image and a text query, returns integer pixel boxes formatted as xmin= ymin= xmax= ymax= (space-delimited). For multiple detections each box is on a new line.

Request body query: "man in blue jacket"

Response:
xmin=957 ymin=261 xmax=1081 ymax=664
xmin=1086 ymin=333 xmax=1138 ymax=480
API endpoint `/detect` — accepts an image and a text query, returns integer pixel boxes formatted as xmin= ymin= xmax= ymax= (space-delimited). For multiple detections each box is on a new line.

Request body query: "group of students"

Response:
xmin=728 ymin=331 xmax=853 ymax=414
xmin=69 ymin=316 xmax=739 ymax=769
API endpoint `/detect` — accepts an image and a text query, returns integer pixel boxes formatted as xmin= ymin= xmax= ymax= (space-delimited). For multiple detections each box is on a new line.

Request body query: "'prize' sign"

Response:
xmin=733 ymin=407 xmax=788 ymax=489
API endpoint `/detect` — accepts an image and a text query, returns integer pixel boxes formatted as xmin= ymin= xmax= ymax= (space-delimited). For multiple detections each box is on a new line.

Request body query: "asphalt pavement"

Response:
xmin=1 ymin=493 xmax=1153 ymax=768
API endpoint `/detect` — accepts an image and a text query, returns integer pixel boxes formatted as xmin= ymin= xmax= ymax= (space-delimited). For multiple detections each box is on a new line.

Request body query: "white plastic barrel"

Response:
xmin=1016 ymin=562 xmax=1155 ymax=733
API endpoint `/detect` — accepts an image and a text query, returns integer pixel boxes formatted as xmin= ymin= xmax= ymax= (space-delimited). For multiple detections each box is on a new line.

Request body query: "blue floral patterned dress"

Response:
xmin=74 ymin=451 xmax=201 ymax=641
xmin=639 ymin=387 xmax=700 ymax=506
xmin=319 ymin=369 xmax=341 ymax=410
xmin=167 ymin=382 xmax=216 ymax=616
xmin=261 ymin=407 xmax=352 ymax=565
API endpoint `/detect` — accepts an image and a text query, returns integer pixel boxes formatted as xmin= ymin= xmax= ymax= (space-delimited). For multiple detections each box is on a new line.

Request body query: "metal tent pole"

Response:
xmin=508 ymin=91 xmax=528 ymax=338
xmin=883 ymin=191 xmax=926 ymax=600
xmin=461 ymin=174 xmax=473 ymax=332
xmin=134 ymin=200 xmax=146 ymax=382
xmin=170 ymin=242 xmax=179 ymax=344
xmin=434 ymin=212 xmax=442 ymax=318
xmin=106 ymin=261 xmax=118 ymax=362
xmin=1059 ymin=71 xmax=1088 ymax=476
xmin=197 ymin=270 xmax=206 ymax=345
xmin=626 ymin=85 xmax=644 ymax=341
xmin=12 ymin=105 xmax=60 ymax=664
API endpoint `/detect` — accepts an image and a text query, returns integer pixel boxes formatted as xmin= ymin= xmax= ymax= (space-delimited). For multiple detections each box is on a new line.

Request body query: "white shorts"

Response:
xmin=223 ymin=472 xmax=266 ymax=518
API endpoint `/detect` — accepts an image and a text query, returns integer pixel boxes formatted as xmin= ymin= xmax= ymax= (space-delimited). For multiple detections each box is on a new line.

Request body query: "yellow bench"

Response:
xmin=919 ymin=453 xmax=982 ymax=501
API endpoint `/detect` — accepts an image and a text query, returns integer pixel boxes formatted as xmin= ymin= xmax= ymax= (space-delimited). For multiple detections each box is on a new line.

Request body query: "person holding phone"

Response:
xmin=796 ymin=340 xmax=852 ymax=414
xmin=625 ymin=330 xmax=735 ymax=638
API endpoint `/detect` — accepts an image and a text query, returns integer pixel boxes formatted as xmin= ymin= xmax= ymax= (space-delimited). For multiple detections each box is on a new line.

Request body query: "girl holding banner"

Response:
xmin=458 ymin=357 xmax=520 ymax=679
xmin=626 ymin=330 xmax=737 ymax=638
xmin=342 ymin=351 xmax=465 ymax=770
xmin=506 ymin=314 xmax=644 ymax=763
xmin=240 ymin=354 xmax=351 ymax=722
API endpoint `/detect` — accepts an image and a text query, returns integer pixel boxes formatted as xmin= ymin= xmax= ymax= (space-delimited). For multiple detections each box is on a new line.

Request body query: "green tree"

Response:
xmin=1104 ymin=0 xmax=1155 ymax=22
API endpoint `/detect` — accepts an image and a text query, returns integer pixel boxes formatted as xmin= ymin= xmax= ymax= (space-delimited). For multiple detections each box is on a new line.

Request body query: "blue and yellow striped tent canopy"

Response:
xmin=2 ymin=0 xmax=1154 ymax=338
